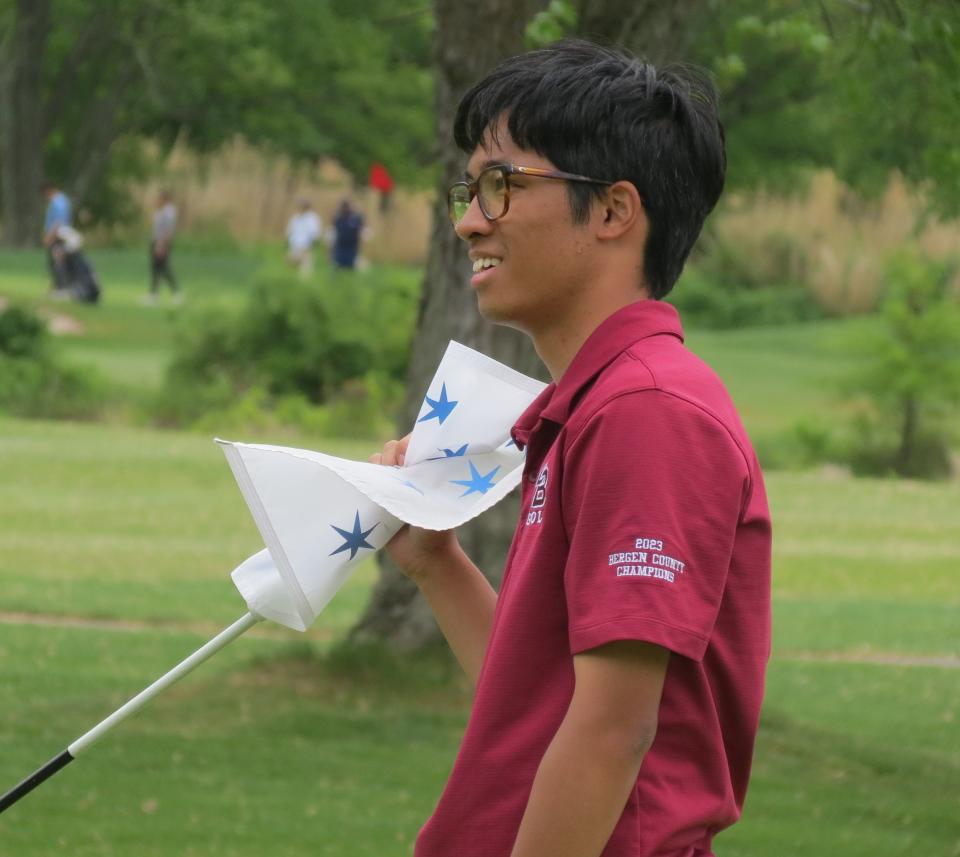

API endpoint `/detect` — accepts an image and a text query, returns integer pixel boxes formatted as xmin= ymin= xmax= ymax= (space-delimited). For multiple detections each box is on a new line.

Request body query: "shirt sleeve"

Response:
xmin=561 ymin=389 xmax=749 ymax=661
xmin=45 ymin=197 xmax=69 ymax=231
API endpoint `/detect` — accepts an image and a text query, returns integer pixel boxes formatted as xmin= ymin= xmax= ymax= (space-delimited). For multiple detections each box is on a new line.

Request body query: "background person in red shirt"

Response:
xmin=372 ymin=39 xmax=771 ymax=857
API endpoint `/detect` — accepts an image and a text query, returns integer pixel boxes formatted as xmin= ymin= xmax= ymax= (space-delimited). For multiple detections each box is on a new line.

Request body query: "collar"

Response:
xmin=511 ymin=300 xmax=684 ymax=447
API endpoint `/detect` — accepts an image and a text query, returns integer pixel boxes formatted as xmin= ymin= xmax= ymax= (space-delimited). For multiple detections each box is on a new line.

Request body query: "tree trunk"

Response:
xmin=350 ymin=0 xmax=547 ymax=649
xmin=0 ymin=0 xmax=52 ymax=247
xmin=894 ymin=393 xmax=918 ymax=477
xmin=351 ymin=1 xmax=706 ymax=650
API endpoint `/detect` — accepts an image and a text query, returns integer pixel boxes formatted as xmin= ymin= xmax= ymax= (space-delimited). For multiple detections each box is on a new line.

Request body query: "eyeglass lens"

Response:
xmin=478 ymin=169 xmax=507 ymax=220
xmin=449 ymin=186 xmax=471 ymax=225
xmin=448 ymin=167 xmax=508 ymax=225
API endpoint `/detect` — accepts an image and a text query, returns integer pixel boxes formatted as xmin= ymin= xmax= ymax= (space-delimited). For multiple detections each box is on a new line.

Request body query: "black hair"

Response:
xmin=453 ymin=39 xmax=726 ymax=299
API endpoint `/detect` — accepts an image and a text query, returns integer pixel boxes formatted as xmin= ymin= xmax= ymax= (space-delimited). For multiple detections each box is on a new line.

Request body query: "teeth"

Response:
xmin=472 ymin=257 xmax=502 ymax=273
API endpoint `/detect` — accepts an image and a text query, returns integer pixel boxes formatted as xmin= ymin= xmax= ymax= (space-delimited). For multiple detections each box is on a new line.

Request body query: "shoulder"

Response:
xmin=566 ymin=347 xmax=754 ymax=482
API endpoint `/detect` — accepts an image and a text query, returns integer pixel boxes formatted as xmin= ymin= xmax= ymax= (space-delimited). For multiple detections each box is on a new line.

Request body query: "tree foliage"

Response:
xmin=824 ymin=2 xmax=960 ymax=218
xmin=846 ymin=249 xmax=960 ymax=478
xmin=689 ymin=0 xmax=960 ymax=213
xmin=0 ymin=0 xmax=433 ymax=242
xmin=3 ymin=0 xmax=958 ymax=246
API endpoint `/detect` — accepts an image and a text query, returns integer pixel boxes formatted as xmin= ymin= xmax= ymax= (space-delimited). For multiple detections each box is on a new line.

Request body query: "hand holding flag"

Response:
xmin=1 ymin=341 xmax=546 ymax=815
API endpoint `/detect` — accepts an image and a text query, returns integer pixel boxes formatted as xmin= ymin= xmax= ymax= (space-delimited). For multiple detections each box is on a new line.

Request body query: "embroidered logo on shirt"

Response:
xmin=608 ymin=537 xmax=686 ymax=583
xmin=524 ymin=464 xmax=548 ymax=526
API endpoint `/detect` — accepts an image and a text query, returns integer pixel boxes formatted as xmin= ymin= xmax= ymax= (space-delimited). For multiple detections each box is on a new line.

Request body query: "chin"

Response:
xmin=476 ymin=296 xmax=532 ymax=333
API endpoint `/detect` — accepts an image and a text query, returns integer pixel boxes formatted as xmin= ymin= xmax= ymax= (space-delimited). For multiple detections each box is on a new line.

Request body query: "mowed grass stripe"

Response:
xmin=0 ymin=623 xmax=467 ymax=857
xmin=0 ymin=418 xmax=378 ymax=628
xmin=716 ymin=660 xmax=960 ymax=857
xmin=4 ymin=419 xmax=957 ymax=653
xmin=1 ymin=622 xmax=957 ymax=856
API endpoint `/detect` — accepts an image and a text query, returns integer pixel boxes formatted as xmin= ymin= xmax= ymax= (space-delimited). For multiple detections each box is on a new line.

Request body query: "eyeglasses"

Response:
xmin=448 ymin=163 xmax=612 ymax=227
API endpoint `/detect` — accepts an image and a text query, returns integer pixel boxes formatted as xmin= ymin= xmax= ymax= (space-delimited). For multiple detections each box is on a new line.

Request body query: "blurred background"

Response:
xmin=1 ymin=1 xmax=958 ymax=855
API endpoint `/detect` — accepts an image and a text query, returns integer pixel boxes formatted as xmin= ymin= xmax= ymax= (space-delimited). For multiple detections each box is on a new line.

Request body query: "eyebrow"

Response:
xmin=463 ymin=159 xmax=509 ymax=181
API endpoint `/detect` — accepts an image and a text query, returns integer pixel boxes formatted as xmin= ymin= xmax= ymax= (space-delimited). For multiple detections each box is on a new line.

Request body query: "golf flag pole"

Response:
xmin=0 ymin=611 xmax=261 ymax=815
xmin=0 ymin=341 xmax=546 ymax=818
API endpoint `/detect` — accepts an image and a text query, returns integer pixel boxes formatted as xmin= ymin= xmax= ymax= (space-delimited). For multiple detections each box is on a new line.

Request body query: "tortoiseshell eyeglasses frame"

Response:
xmin=448 ymin=163 xmax=613 ymax=226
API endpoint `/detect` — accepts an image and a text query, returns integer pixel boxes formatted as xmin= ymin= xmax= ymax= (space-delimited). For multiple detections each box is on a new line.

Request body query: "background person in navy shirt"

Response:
xmin=331 ymin=198 xmax=365 ymax=270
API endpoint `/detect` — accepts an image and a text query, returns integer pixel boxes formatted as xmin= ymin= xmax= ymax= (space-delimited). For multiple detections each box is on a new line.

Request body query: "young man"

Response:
xmin=373 ymin=40 xmax=771 ymax=857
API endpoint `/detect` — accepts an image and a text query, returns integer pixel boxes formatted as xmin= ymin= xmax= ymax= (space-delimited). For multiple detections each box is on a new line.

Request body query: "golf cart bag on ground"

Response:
xmin=55 ymin=227 xmax=101 ymax=304
xmin=63 ymin=250 xmax=101 ymax=304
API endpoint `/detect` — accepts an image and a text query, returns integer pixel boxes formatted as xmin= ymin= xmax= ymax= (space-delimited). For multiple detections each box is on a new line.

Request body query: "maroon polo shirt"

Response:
xmin=415 ymin=300 xmax=771 ymax=857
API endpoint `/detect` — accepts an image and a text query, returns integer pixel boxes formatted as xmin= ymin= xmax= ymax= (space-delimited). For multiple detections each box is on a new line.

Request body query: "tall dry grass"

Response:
xmin=137 ymin=139 xmax=433 ymax=266
xmin=132 ymin=143 xmax=959 ymax=307
xmin=715 ymin=172 xmax=960 ymax=313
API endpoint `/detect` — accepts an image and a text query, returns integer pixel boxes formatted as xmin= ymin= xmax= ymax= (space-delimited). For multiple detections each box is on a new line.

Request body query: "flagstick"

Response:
xmin=0 ymin=611 xmax=261 ymax=815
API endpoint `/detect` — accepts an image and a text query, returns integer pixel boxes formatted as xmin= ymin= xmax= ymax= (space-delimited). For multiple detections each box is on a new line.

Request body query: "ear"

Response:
xmin=596 ymin=181 xmax=644 ymax=242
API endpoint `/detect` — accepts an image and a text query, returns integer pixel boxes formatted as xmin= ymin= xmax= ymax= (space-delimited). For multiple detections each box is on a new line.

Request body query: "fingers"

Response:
xmin=383 ymin=439 xmax=401 ymax=466
xmin=369 ymin=435 xmax=410 ymax=467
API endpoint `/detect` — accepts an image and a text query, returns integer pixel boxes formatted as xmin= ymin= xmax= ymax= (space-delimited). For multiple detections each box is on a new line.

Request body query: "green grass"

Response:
xmin=721 ymin=661 xmax=960 ymax=856
xmin=2 ymin=250 xmax=958 ymax=854
xmin=0 ymin=247 xmax=259 ymax=391
xmin=0 ymin=418 xmax=376 ymax=631
xmin=765 ymin=471 xmax=960 ymax=657
xmin=1 ymin=418 xmax=958 ymax=855
xmin=686 ymin=318 xmax=878 ymax=437
xmin=3 ymin=247 xmax=876 ymax=443
xmin=0 ymin=623 xmax=468 ymax=856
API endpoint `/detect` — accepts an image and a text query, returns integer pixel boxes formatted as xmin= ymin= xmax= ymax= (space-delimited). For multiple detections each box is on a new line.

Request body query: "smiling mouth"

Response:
xmin=472 ymin=257 xmax=502 ymax=274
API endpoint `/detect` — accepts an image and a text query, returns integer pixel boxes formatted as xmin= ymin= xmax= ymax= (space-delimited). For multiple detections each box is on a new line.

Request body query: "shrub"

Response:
xmin=154 ymin=267 xmax=418 ymax=434
xmin=673 ymin=229 xmax=826 ymax=328
xmin=843 ymin=413 xmax=953 ymax=479
xmin=0 ymin=305 xmax=49 ymax=359
xmin=752 ymin=418 xmax=851 ymax=472
xmin=671 ymin=268 xmax=823 ymax=329
xmin=0 ymin=305 xmax=105 ymax=420
xmin=190 ymin=376 xmax=397 ymax=440
xmin=753 ymin=251 xmax=960 ymax=478
xmin=840 ymin=249 xmax=960 ymax=479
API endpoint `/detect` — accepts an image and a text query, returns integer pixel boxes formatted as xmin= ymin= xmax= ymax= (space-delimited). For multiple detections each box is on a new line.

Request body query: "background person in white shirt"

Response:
xmin=145 ymin=190 xmax=180 ymax=305
xmin=286 ymin=198 xmax=322 ymax=277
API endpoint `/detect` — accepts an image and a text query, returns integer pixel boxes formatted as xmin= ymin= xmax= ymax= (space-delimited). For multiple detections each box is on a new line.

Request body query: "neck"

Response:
xmin=531 ymin=284 xmax=648 ymax=381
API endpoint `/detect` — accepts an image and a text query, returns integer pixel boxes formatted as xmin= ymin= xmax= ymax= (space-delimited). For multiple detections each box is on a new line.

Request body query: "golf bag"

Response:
xmin=54 ymin=226 xmax=101 ymax=304
xmin=62 ymin=249 xmax=101 ymax=304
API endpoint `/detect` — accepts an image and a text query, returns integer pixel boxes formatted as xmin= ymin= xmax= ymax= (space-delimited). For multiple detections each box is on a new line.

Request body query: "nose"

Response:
xmin=454 ymin=194 xmax=492 ymax=242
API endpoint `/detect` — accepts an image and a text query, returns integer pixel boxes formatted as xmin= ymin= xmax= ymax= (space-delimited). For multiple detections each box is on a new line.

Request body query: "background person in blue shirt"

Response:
xmin=42 ymin=181 xmax=72 ymax=291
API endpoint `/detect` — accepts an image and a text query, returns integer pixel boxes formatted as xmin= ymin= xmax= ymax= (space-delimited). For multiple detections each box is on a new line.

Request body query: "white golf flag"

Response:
xmin=219 ymin=341 xmax=547 ymax=631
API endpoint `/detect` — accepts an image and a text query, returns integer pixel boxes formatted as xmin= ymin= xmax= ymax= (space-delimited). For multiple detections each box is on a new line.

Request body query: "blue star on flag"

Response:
xmin=427 ymin=443 xmax=469 ymax=460
xmin=417 ymin=382 xmax=458 ymax=425
xmin=450 ymin=462 xmax=501 ymax=497
xmin=329 ymin=511 xmax=378 ymax=560
xmin=395 ymin=477 xmax=425 ymax=495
